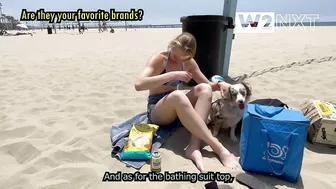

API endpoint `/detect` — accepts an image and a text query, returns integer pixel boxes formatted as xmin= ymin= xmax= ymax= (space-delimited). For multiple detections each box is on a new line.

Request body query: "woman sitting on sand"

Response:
xmin=134 ymin=32 xmax=240 ymax=172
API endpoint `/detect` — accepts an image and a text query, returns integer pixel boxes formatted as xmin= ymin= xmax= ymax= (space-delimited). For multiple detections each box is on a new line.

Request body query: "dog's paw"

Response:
xmin=230 ymin=136 xmax=239 ymax=143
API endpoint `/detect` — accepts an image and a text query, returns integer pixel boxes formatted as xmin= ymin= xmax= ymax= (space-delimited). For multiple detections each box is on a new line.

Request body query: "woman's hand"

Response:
xmin=218 ymin=81 xmax=231 ymax=97
xmin=171 ymin=71 xmax=193 ymax=83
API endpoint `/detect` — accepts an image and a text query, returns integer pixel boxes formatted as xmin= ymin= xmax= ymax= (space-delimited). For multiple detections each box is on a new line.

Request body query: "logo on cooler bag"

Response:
xmin=262 ymin=142 xmax=289 ymax=164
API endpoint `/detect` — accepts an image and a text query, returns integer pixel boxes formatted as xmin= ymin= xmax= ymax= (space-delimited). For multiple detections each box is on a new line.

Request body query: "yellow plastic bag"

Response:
xmin=120 ymin=123 xmax=159 ymax=160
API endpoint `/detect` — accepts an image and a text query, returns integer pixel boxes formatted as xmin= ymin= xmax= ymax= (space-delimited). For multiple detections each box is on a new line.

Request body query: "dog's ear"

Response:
xmin=221 ymin=86 xmax=229 ymax=100
xmin=241 ymin=81 xmax=252 ymax=96
xmin=223 ymin=86 xmax=236 ymax=101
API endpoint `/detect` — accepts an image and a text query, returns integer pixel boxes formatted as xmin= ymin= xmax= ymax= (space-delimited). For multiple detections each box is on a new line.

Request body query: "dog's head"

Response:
xmin=222 ymin=81 xmax=252 ymax=110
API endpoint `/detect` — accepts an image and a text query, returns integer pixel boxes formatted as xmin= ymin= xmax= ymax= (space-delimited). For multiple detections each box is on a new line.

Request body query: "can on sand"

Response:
xmin=150 ymin=150 xmax=162 ymax=172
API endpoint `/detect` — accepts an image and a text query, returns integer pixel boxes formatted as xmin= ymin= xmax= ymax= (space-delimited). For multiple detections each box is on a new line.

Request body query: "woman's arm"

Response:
xmin=134 ymin=54 xmax=175 ymax=91
xmin=187 ymin=59 xmax=222 ymax=91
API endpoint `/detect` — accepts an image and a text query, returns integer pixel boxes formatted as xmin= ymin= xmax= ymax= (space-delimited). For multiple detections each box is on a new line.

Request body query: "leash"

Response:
xmin=232 ymin=56 xmax=336 ymax=81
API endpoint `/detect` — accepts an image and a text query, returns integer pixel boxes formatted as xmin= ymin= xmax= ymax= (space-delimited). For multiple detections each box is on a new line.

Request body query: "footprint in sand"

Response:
xmin=81 ymin=98 xmax=101 ymax=106
xmin=297 ymin=93 xmax=315 ymax=100
xmin=0 ymin=141 xmax=41 ymax=164
xmin=0 ymin=69 xmax=11 ymax=75
xmin=59 ymin=105 xmax=86 ymax=113
xmin=50 ymin=95 xmax=66 ymax=101
xmin=85 ymin=114 xmax=105 ymax=125
xmin=48 ymin=130 xmax=69 ymax=145
xmin=0 ymin=114 xmax=8 ymax=121
xmin=1 ymin=68 xmax=11 ymax=72
xmin=114 ymin=109 xmax=133 ymax=118
xmin=64 ymin=105 xmax=78 ymax=112
xmin=85 ymin=92 xmax=109 ymax=98
xmin=99 ymin=125 xmax=113 ymax=134
xmin=114 ymin=97 xmax=144 ymax=106
xmin=34 ymin=97 xmax=48 ymax=103
xmin=14 ymin=118 xmax=26 ymax=123
xmin=103 ymin=86 xmax=114 ymax=91
xmin=0 ymin=126 xmax=36 ymax=140
xmin=114 ymin=98 xmax=128 ymax=105
xmin=22 ymin=156 xmax=59 ymax=174
xmin=28 ymin=107 xmax=49 ymax=114
xmin=52 ymin=149 xmax=94 ymax=163
xmin=103 ymin=117 xmax=115 ymax=124
xmin=28 ymin=129 xmax=48 ymax=139
xmin=83 ymin=145 xmax=102 ymax=156
xmin=40 ymin=117 xmax=60 ymax=127
xmin=66 ymin=136 xmax=87 ymax=147
xmin=42 ymin=166 xmax=99 ymax=188
xmin=113 ymin=84 xmax=126 ymax=91
xmin=76 ymin=120 xmax=88 ymax=130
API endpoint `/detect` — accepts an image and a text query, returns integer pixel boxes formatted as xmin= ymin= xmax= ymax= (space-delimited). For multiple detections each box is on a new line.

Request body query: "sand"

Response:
xmin=0 ymin=27 xmax=335 ymax=189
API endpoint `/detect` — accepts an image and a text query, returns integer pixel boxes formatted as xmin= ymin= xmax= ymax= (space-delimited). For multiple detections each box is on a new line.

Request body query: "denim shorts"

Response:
xmin=147 ymin=91 xmax=172 ymax=124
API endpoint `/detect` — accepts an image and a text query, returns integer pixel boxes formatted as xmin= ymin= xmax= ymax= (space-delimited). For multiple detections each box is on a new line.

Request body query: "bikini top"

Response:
xmin=162 ymin=51 xmax=185 ymax=86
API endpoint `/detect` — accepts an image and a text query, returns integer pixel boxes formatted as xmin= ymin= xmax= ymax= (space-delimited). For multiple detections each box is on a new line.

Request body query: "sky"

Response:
xmin=0 ymin=0 xmax=335 ymax=25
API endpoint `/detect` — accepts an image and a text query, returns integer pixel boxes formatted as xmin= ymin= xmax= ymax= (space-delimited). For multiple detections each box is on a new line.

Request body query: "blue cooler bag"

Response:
xmin=240 ymin=104 xmax=310 ymax=183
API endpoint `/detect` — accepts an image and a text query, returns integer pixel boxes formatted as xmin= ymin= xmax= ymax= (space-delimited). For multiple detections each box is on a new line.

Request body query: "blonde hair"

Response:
xmin=168 ymin=32 xmax=197 ymax=57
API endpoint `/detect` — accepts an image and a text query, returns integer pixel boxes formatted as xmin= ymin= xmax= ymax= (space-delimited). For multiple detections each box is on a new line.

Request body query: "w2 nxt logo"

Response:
xmin=235 ymin=12 xmax=319 ymax=33
xmin=262 ymin=142 xmax=289 ymax=164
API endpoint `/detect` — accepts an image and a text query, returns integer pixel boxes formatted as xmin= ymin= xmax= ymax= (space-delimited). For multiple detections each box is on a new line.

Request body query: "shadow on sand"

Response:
xmin=305 ymin=142 xmax=336 ymax=155
xmin=162 ymin=127 xmax=241 ymax=161
xmin=237 ymin=173 xmax=304 ymax=189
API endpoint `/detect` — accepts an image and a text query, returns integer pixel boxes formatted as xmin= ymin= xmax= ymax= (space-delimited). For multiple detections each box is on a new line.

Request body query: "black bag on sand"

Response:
xmin=236 ymin=98 xmax=289 ymax=135
xmin=204 ymin=181 xmax=219 ymax=189
xmin=248 ymin=98 xmax=289 ymax=109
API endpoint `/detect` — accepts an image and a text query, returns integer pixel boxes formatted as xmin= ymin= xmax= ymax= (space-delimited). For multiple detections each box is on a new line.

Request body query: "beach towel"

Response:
xmin=110 ymin=112 xmax=181 ymax=169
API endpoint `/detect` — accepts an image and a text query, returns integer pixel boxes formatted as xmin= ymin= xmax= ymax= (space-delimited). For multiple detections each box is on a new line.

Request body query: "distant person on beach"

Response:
xmin=81 ymin=23 xmax=85 ymax=32
xmin=103 ymin=21 xmax=107 ymax=31
xmin=78 ymin=22 xmax=83 ymax=34
xmin=78 ymin=27 xmax=83 ymax=34
xmin=134 ymin=32 xmax=240 ymax=172
xmin=98 ymin=21 xmax=103 ymax=33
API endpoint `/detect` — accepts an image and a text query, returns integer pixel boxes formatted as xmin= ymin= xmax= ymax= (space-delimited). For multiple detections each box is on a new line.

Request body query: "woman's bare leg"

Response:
xmin=150 ymin=84 xmax=240 ymax=169
xmin=183 ymin=84 xmax=213 ymax=172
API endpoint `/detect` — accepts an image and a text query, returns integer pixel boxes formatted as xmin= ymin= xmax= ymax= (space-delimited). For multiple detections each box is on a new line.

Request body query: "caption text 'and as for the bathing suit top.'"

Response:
xmin=102 ymin=171 xmax=235 ymax=183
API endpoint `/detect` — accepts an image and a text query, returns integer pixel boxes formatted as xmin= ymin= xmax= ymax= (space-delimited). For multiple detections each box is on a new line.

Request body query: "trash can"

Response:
xmin=47 ymin=27 xmax=52 ymax=34
xmin=180 ymin=15 xmax=234 ymax=85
